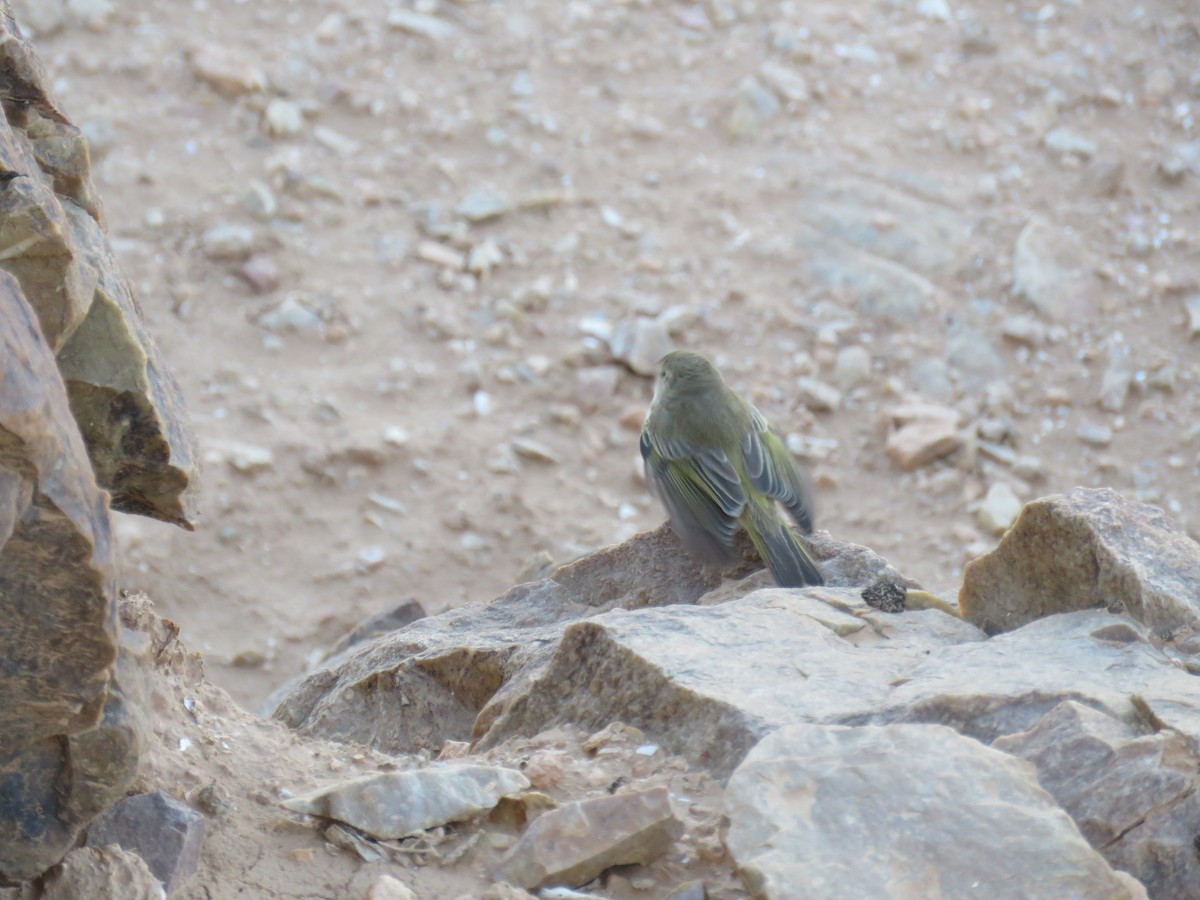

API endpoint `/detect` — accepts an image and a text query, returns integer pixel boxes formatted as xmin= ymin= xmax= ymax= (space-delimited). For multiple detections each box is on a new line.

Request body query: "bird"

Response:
xmin=640 ymin=349 xmax=824 ymax=587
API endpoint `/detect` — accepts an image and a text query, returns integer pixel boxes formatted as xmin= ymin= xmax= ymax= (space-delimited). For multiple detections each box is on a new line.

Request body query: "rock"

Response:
xmin=186 ymin=42 xmax=267 ymax=96
xmin=1076 ymin=422 xmax=1113 ymax=446
xmin=55 ymin=206 xmax=200 ymax=529
xmin=1098 ymin=339 xmax=1132 ymax=412
xmin=0 ymin=272 xmax=140 ymax=881
xmin=960 ymin=488 xmax=1200 ymax=636
xmin=724 ymin=723 xmax=1145 ymax=899
xmin=455 ymin=190 xmax=510 ymax=223
xmin=832 ymin=345 xmax=871 ymax=391
xmin=1012 ymin=219 xmax=1094 ymax=320
xmin=321 ymin=599 xmax=427 ymax=662
xmin=607 ymin=313 xmax=676 ymax=376
xmin=10 ymin=0 xmax=67 ymax=38
xmin=916 ymin=0 xmax=952 ymax=21
xmin=275 ymin=526 xmax=924 ymax=764
xmin=795 ymin=377 xmax=841 ymax=413
xmin=977 ymin=482 xmax=1022 ymax=535
xmin=946 ymin=326 xmax=1003 ymax=387
xmin=238 ymin=254 xmax=281 ymax=294
xmin=1000 ymin=314 xmax=1047 ymax=346
xmin=66 ymin=0 xmax=113 ymax=27
xmin=661 ymin=882 xmax=707 ymax=900
xmin=386 ymin=9 xmax=455 ymax=41
xmin=994 ymin=701 xmax=1200 ymax=898
xmin=202 ymin=223 xmax=257 ymax=260
xmin=363 ymin=874 xmax=419 ymax=900
xmin=256 ymin=295 xmax=323 ymax=333
xmin=282 ymin=764 xmax=530 ymax=839
xmin=264 ymin=98 xmax=305 ymax=137
xmin=727 ymin=76 xmax=780 ymax=138
xmin=41 ymin=846 xmax=164 ymax=900
xmin=884 ymin=401 xmax=962 ymax=470
xmin=1043 ymin=127 xmax=1097 ymax=160
xmin=476 ymin=588 xmax=982 ymax=778
xmin=499 ymin=787 xmax=681 ymax=890
xmin=757 ymin=61 xmax=809 ymax=104
xmin=860 ymin=610 xmax=1200 ymax=750
xmin=1184 ymin=294 xmax=1200 ymax=337
xmin=86 ymin=791 xmax=206 ymax=895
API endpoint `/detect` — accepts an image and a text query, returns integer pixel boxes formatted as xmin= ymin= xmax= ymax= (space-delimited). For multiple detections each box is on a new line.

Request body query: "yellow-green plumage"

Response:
xmin=640 ymin=350 xmax=823 ymax=587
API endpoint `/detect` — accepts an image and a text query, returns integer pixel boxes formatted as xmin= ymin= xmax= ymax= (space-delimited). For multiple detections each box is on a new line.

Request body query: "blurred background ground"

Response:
xmin=18 ymin=0 xmax=1200 ymax=710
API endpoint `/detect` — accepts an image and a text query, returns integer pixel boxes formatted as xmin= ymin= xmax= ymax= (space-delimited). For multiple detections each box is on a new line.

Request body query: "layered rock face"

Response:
xmin=0 ymin=3 xmax=197 ymax=881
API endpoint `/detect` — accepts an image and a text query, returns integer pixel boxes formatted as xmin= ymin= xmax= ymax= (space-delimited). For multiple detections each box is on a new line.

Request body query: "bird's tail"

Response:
xmin=745 ymin=503 xmax=824 ymax=587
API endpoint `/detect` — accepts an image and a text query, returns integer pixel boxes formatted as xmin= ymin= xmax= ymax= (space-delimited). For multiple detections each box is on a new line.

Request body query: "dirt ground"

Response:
xmin=20 ymin=0 xmax=1199 ymax=765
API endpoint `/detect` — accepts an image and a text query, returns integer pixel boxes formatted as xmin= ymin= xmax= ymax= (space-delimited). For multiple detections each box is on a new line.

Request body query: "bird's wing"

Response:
xmin=741 ymin=407 xmax=815 ymax=533
xmin=641 ymin=428 xmax=745 ymax=557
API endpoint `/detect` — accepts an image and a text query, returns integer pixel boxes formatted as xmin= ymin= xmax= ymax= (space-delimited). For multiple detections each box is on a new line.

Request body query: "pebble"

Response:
xmin=1076 ymin=422 xmax=1113 ymax=447
xmin=511 ymin=437 xmax=559 ymax=464
xmin=187 ymin=42 xmax=268 ymax=96
xmin=417 ymin=240 xmax=466 ymax=271
xmin=758 ymin=61 xmax=810 ymax=104
xmin=207 ymin=442 xmax=274 ymax=474
xmin=456 ymin=190 xmax=511 ymax=222
xmin=202 ymin=224 xmax=257 ymax=260
xmin=238 ymin=255 xmax=281 ymax=294
xmin=1042 ymin=128 xmax=1096 ymax=160
xmin=257 ymin=295 xmax=322 ymax=333
xmin=264 ymin=99 xmax=305 ymax=137
xmin=68 ymin=0 xmax=114 ymax=27
xmin=977 ymin=482 xmax=1022 ymax=535
xmin=1000 ymin=315 xmax=1046 ymax=346
xmin=1097 ymin=339 xmax=1131 ymax=412
xmin=467 ymin=240 xmax=504 ymax=277
xmin=833 ymin=345 xmax=871 ymax=391
xmin=795 ymin=377 xmax=842 ymax=413
xmin=243 ymin=181 xmax=277 ymax=221
xmin=364 ymin=875 xmax=418 ymax=900
xmin=728 ymin=76 xmax=780 ymax=138
xmin=1183 ymin=295 xmax=1200 ymax=337
xmin=916 ymin=0 xmax=952 ymax=22
xmin=312 ymin=126 xmax=359 ymax=157
xmin=386 ymin=8 xmax=456 ymax=41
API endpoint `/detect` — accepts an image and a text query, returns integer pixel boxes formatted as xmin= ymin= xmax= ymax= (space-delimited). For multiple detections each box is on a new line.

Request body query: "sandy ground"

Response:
xmin=19 ymin=0 xmax=1200 ymax=717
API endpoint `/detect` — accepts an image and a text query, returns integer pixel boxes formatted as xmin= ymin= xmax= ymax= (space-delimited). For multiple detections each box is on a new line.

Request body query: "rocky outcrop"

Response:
xmin=275 ymin=489 xmax=1200 ymax=898
xmin=0 ymin=272 xmax=139 ymax=881
xmin=0 ymin=4 xmax=197 ymax=882
xmin=0 ymin=5 xmax=198 ymax=529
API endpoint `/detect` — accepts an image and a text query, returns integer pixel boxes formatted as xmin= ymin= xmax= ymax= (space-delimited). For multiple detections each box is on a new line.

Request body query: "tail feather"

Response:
xmin=745 ymin=505 xmax=824 ymax=587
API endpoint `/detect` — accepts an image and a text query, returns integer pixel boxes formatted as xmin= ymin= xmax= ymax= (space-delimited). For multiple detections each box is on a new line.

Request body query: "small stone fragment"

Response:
xmin=661 ymin=881 xmax=707 ymax=900
xmin=1182 ymin=295 xmax=1200 ymax=337
xmin=363 ymin=873 xmax=418 ymax=900
xmin=282 ymin=765 xmax=530 ymax=839
xmin=201 ymin=223 xmax=257 ymax=261
xmin=862 ymin=580 xmax=906 ymax=613
xmin=608 ymin=315 xmax=675 ymax=376
xmin=728 ymin=76 xmax=780 ymax=138
xmin=511 ymin=437 xmax=559 ymax=465
xmin=1042 ymin=128 xmax=1097 ymax=160
xmin=238 ymin=255 xmax=281 ymax=294
xmin=85 ymin=791 xmax=206 ymax=895
xmin=187 ymin=43 xmax=268 ymax=96
xmin=1076 ymin=423 xmax=1113 ymax=447
xmin=1098 ymin=340 xmax=1132 ymax=413
xmin=456 ymin=191 xmax=510 ymax=223
xmin=917 ymin=0 xmax=952 ymax=21
xmin=499 ymin=787 xmax=681 ymax=890
xmin=416 ymin=240 xmax=465 ymax=271
xmin=796 ymin=377 xmax=842 ymax=413
xmin=885 ymin=402 xmax=962 ymax=470
xmin=977 ymin=482 xmax=1022 ymax=535
xmin=833 ymin=345 xmax=871 ymax=391
xmin=257 ymin=295 xmax=322 ymax=333
xmin=265 ymin=99 xmax=306 ymax=137
xmin=386 ymin=9 xmax=455 ymax=41
xmin=1000 ymin=315 xmax=1046 ymax=347
xmin=757 ymin=61 xmax=809 ymax=104
xmin=1012 ymin=219 xmax=1093 ymax=320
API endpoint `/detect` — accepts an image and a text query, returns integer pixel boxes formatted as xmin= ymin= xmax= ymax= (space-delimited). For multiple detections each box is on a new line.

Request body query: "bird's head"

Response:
xmin=655 ymin=350 xmax=725 ymax=397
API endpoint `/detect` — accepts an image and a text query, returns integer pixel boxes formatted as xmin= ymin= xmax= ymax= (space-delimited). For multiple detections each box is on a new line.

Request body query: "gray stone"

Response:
xmin=724 ymin=723 xmax=1145 ymax=899
xmin=86 ymin=791 xmax=206 ymax=895
xmin=856 ymin=611 xmax=1200 ymax=745
xmin=832 ymin=345 xmax=871 ymax=391
xmin=499 ymin=787 xmax=680 ymax=889
xmin=1012 ymin=218 xmax=1095 ymax=320
xmin=41 ymin=845 xmax=164 ymax=900
xmin=977 ymin=482 xmax=1022 ymax=535
xmin=283 ymin=764 xmax=529 ymax=839
xmin=959 ymin=488 xmax=1200 ymax=637
xmin=995 ymin=701 xmax=1200 ymax=898
xmin=477 ymin=588 xmax=981 ymax=778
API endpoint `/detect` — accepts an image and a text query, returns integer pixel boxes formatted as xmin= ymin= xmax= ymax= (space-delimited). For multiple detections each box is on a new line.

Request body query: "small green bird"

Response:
xmin=640 ymin=350 xmax=824 ymax=587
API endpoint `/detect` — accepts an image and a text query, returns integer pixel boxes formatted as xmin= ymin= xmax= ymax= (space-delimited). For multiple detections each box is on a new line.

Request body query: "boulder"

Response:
xmin=723 ymin=723 xmax=1145 ymax=899
xmin=960 ymin=488 xmax=1200 ymax=637
xmin=0 ymin=272 xmax=137 ymax=880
